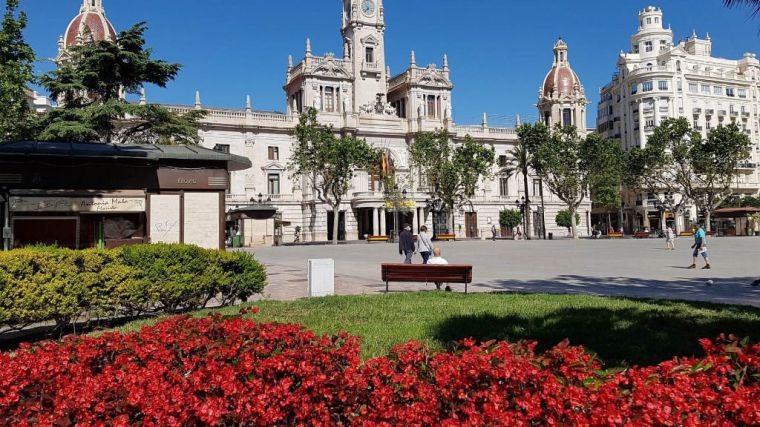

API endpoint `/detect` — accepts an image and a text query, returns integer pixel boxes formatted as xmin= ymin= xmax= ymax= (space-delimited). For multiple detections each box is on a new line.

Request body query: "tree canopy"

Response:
xmin=0 ymin=0 xmax=37 ymax=142
xmin=37 ymin=22 xmax=205 ymax=144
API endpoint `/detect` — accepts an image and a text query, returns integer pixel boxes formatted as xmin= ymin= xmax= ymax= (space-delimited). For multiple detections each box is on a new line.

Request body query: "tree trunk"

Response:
xmin=539 ymin=178 xmax=547 ymax=239
xmin=332 ymin=204 xmax=340 ymax=245
xmin=704 ymin=210 xmax=712 ymax=233
xmin=522 ymin=172 xmax=532 ymax=240
xmin=570 ymin=206 xmax=579 ymax=240
xmin=607 ymin=212 xmax=612 ymax=233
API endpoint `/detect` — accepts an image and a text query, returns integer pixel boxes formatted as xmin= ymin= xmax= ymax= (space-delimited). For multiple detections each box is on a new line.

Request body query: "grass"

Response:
xmin=114 ymin=293 xmax=760 ymax=367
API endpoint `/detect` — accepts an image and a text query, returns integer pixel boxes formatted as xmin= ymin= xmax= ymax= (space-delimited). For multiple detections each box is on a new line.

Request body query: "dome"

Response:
xmin=63 ymin=0 xmax=116 ymax=48
xmin=541 ymin=38 xmax=584 ymax=98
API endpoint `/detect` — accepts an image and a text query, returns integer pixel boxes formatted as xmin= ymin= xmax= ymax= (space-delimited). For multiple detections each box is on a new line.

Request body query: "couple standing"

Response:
xmin=398 ymin=225 xmax=447 ymax=265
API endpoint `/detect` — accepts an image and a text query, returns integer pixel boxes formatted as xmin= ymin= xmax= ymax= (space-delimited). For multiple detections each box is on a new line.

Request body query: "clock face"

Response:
xmin=361 ymin=0 xmax=376 ymax=17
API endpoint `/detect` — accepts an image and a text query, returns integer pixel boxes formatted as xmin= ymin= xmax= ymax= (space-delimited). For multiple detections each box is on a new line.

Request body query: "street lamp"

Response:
xmin=515 ymin=196 xmax=529 ymax=239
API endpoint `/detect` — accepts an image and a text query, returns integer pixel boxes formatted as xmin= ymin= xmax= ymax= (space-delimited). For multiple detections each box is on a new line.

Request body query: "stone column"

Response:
xmin=653 ymin=97 xmax=660 ymax=126
xmin=638 ymin=101 xmax=646 ymax=147
xmin=372 ymin=207 xmax=379 ymax=236
xmin=379 ymin=208 xmax=387 ymax=236
xmin=413 ymin=207 xmax=420 ymax=234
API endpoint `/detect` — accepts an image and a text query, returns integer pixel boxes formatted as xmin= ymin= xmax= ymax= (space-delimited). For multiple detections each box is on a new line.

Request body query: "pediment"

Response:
xmin=261 ymin=161 xmax=286 ymax=172
xmin=413 ymin=72 xmax=452 ymax=88
xmin=313 ymin=59 xmax=352 ymax=78
xmin=361 ymin=34 xmax=380 ymax=46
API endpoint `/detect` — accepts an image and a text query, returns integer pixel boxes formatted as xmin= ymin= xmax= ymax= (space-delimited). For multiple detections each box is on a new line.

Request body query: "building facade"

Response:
xmin=57 ymin=0 xmax=593 ymax=244
xmin=597 ymin=6 xmax=760 ymax=232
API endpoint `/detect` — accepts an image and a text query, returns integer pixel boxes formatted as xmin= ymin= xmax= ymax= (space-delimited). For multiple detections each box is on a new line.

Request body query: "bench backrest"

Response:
xmin=381 ymin=264 xmax=473 ymax=284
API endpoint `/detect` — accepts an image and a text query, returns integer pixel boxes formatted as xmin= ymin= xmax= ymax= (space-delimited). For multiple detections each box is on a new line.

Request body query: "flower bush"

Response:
xmin=0 ymin=313 xmax=758 ymax=426
xmin=0 ymin=244 xmax=267 ymax=332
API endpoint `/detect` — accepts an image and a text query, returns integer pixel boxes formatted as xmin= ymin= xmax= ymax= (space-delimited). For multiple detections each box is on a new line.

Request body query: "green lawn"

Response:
xmin=115 ymin=293 xmax=760 ymax=366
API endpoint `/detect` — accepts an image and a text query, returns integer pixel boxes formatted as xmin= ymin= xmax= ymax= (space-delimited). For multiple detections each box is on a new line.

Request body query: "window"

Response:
xmin=267 ymin=174 xmax=280 ymax=195
xmin=631 ymin=84 xmax=638 ymax=95
xmin=738 ymin=88 xmax=747 ymax=98
xmin=655 ymin=17 xmax=660 ymax=23
xmin=659 ymin=40 xmax=667 ymax=51
xmin=693 ymin=119 xmax=699 ymax=129
xmin=677 ymin=79 xmax=682 ymax=91
xmin=562 ymin=108 xmax=572 ymax=127
xmin=689 ymin=83 xmax=698 ymax=93
xmin=267 ymin=146 xmax=279 ymax=161
xmin=498 ymin=155 xmax=508 ymax=167
xmin=676 ymin=61 xmax=681 ymax=71
xmin=658 ymin=81 xmax=668 ymax=91
xmin=701 ymin=84 xmax=710 ymax=94
xmin=365 ymin=47 xmax=374 ymax=64
xmin=647 ymin=18 xmax=652 ymax=25
xmin=706 ymin=121 xmax=712 ymax=130
xmin=214 ymin=144 xmax=230 ymax=154
xmin=323 ymin=87 xmax=335 ymax=112
xmin=644 ymin=41 xmax=653 ymax=52
xmin=543 ymin=111 xmax=551 ymax=125
xmin=499 ymin=178 xmax=509 ymax=197
xmin=726 ymin=87 xmax=735 ymax=97
xmin=714 ymin=86 xmax=723 ymax=95
xmin=642 ymin=81 xmax=653 ymax=92
xmin=426 ymin=95 xmax=436 ymax=118
xmin=532 ymin=179 xmax=542 ymax=197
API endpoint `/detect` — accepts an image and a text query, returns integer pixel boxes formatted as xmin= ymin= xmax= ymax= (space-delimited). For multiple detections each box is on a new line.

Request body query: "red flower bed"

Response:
xmin=1 ymin=312 xmax=758 ymax=426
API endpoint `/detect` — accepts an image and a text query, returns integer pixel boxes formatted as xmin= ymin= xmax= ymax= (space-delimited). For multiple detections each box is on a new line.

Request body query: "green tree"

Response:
xmin=290 ymin=108 xmax=379 ymax=245
xmin=37 ymin=22 xmax=204 ymax=144
xmin=556 ymin=209 xmax=582 ymax=233
xmin=499 ymin=209 xmax=522 ymax=233
xmin=410 ymin=130 xmax=495 ymax=233
xmin=724 ymin=0 xmax=760 ymax=17
xmin=515 ymin=122 xmax=552 ymax=239
xmin=585 ymin=131 xmax=626 ymax=231
xmin=689 ymin=124 xmax=751 ymax=230
xmin=0 ymin=0 xmax=37 ymax=142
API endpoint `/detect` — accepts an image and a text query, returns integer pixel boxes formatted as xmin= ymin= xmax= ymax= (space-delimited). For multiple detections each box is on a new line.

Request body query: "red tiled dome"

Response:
xmin=64 ymin=10 xmax=116 ymax=48
xmin=542 ymin=66 xmax=582 ymax=97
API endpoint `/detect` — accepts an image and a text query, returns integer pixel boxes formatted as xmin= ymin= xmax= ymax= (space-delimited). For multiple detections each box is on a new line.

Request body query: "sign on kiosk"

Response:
xmin=10 ymin=197 xmax=146 ymax=213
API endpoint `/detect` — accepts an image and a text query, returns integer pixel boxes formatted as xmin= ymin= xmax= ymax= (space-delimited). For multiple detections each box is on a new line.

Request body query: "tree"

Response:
xmin=516 ymin=122 xmax=552 ymax=239
xmin=499 ymin=209 xmax=522 ymax=235
xmin=290 ymin=108 xmax=379 ymax=245
xmin=532 ymin=126 xmax=621 ymax=239
xmin=410 ymin=130 xmax=495 ymax=234
xmin=37 ymin=22 xmax=205 ymax=144
xmin=0 ymin=0 xmax=37 ymax=142
xmin=689 ymin=124 xmax=751 ymax=230
xmin=556 ymin=209 xmax=581 ymax=234
xmin=503 ymin=126 xmax=536 ymax=239
xmin=724 ymin=0 xmax=760 ymax=17
xmin=585 ymin=132 xmax=626 ymax=231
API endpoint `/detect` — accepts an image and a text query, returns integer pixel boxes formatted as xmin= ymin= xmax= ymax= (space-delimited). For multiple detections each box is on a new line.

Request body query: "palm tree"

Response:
xmin=724 ymin=0 xmax=760 ymax=16
xmin=501 ymin=141 xmax=532 ymax=240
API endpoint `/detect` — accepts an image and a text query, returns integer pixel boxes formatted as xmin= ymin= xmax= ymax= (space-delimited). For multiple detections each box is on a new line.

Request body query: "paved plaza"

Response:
xmin=247 ymin=238 xmax=760 ymax=307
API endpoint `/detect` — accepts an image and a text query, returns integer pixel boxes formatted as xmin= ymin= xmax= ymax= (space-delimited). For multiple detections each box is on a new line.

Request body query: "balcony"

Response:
xmin=695 ymin=126 xmax=704 ymax=131
xmin=692 ymin=108 xmax=702 ymax=115
xmin=718 ymin=110 xmax=727 ymax=117
xmin=705 ymin=109 xmax=714 ymax=116
xmin=742 ymin=111 xmax=751 ymax=118
xmin=737 ymin=161 xmax=757 ymax=170
xmin=744 ymin=129 xmax=752 ymax=135
xmin=362 ymin=61 xmax=380 ymax=73
xmin=644 ymin=125 xmax=655 ymax=132
xmin=730 ymin=111 xmax=740 ymax=117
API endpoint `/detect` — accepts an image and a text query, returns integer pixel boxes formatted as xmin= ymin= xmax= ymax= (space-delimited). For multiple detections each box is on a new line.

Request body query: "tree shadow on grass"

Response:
xmin=431 ymin=298 xmax=760 ymax=367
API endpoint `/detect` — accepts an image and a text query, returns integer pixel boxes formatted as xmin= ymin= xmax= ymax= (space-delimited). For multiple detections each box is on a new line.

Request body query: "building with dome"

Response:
xmin=538 ymin=39 xmax=589 ymax=134
xmin=51 ymin=0 xmax=593 ymax=244
xmin=597 ymin=6 xmax=760 ymax=233
xmin=56 ymin=0 xmax=116 ymax=63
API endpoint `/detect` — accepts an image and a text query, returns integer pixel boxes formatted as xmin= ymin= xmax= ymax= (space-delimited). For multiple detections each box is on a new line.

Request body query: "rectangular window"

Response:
xmin=643 ymin=81 xmax=653 ymax=92
xmin=267 ymin=173 xmax=280 ymax=195
xmin=500 ymin=178 xmax=509 ymax=197
xmin=689 ymin=83 xmax=698 ymax=93
xmin=427 ymin=95 xmax=436 ymax=118
xmin=532 ymin=179 xmax=541 ymax=196
xmin=323 ymin=87 xmax=335 ymax=112
xmin=562 ymin=108 xmax=572 ymax=127
xmin=631 ymin=84 xmax=638 ymax=95
xmin=714 ymin=86 xmax=723 ymax=95
xmin=214 ymin=144 xmax=230 ymax=154
xmin=658 ymin=80 xmax=668 ymax=91
xmin=268 ymin=146 xmax=279 ymax=161
xmin=644 ymin=41 xmax=653 ymax=52
xmin=726 ymin=87 xmax=736 ymax=97
xmin=498 ymin=155 xmax=508 ymax=167
xmin=645 ymin=119 xmax=655 ymax=128
xmin=701 ymin=84 xmax=710 ymax=94
xmin=738 ymin=88 xmax=747 ymax=98
xmin=365 ymin=47 xmax=374 ymax=64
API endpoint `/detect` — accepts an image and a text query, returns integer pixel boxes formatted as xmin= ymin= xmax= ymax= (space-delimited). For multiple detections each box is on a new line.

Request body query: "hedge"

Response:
xmin=0 ymin=313 xmax=757 ymax=425
xmin=0 ymin=244 xmax=267 ymax=332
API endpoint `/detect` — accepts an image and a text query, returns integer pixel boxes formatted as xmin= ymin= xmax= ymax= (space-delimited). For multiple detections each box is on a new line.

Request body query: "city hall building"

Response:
xmin=597 ymin=7 xmax=760 ymax=232
xmin=54 ymin=0 xmax=601 ymax=244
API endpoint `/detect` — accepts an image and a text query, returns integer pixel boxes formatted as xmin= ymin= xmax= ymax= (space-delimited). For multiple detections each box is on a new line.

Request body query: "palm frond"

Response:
xmin=724 ymin=0 xmax=760 ymax=17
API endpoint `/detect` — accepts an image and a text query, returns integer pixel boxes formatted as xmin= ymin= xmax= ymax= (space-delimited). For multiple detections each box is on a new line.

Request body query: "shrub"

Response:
xmin=556 ymin=209 xmax=581 ymax=232
xmin=0 ymin=245 xmax=267 ymax=332
xmin=499 ymin=209 xmax=522 ymax=230
xmin=0 ymin=314 xmax=758 ymax=425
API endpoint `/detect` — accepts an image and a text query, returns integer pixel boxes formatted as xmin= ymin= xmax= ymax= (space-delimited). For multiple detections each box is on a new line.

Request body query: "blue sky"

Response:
xmin=19 ymin=0 xmax=760 ymax=127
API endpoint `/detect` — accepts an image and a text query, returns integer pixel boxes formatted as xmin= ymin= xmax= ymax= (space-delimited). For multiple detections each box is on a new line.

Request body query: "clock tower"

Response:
xmin=342 ymin=0 xmax=388 ymax=113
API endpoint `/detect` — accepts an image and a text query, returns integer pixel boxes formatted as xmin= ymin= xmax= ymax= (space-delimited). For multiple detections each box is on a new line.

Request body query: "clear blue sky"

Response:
xmin=19 ymin=0 xmax=760 ymax=127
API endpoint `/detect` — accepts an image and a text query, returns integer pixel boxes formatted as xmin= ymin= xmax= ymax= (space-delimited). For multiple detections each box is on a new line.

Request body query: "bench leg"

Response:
xmin=465 ymin=282 xmax=468 ymax=294
xmin=386 ymin=280 xmax=389 ymax=294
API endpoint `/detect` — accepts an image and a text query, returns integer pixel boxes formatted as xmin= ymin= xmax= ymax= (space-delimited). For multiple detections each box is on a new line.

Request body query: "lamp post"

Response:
xmin=1 ymin=186 xmax=10 ymax=251
xmin=515 ymin=196 xmax=529 ymax=239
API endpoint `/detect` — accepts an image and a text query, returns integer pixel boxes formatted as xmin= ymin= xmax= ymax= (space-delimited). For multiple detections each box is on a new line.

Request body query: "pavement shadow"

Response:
xmin=431 ymin=301 xmax=760 ymax=366
xmin=476 ymin=275 xmax=760 ymax=307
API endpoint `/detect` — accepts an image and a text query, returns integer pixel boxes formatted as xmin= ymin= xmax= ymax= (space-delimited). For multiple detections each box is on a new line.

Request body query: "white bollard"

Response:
xmin=308 ymin=259 xmax=335 ymax=297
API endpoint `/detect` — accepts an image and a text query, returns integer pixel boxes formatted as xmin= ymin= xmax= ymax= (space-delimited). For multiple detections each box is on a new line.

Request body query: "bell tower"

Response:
xmin=342 ymin=0 xmax=388 ymax=113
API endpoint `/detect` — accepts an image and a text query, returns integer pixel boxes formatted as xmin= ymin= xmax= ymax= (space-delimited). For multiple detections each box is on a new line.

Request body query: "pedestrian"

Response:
xmin=689 ymin=223 xmax=711 ymax=270
xmin=427 ymin=247 xmax=451 ymax=291
xmin=398 ymin=224 xmax=415 ymax=264
xmin=417 ymin=225 xmax=434 ymax=264
xmin=665 ymin=226 xmax=676 ymax=250
xmin=491 ymin=224 xmax=498 ymax=241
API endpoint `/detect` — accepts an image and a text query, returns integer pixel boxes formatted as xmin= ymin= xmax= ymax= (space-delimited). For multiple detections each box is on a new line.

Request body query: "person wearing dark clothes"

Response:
xmin=398 ymin=225 xmax=415 ymax=264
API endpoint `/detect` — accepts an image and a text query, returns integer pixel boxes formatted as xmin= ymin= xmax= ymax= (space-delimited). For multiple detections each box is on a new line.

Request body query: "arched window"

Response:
xmin=676 ymin=60 xmax=681 ymax=71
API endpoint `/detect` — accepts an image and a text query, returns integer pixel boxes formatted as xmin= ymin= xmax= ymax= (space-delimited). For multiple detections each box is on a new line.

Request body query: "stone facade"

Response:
xmin=597 ymin=6 xmax=760 ymax=232
xmin=58 ymin=0 xmax=593 ymax=244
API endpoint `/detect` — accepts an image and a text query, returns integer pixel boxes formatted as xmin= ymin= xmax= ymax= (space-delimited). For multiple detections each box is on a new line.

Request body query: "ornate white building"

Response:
xmin=57 ymin=0 xmax=592 ymax=244
xmin=538 ymin=38 xmax=589 ymax=134
xmin=597 ymin=6 xmax=760 ymax=231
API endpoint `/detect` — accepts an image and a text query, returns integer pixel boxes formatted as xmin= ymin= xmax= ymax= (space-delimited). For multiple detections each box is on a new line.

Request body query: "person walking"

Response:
xmin=491 ymin=224 xmax=498 ymax=241
xmin=665 ymin=226 xmax=676 ymax=250
xmin=417 ymin=225 xmax=434 ymax=264
xmin=689 ymin=223 xmax=711 ymax=270
xmin=398 ymin=225 xmax=415 ymax=264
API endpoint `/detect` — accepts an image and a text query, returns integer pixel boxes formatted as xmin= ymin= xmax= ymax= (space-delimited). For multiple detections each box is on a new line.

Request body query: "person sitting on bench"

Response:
xmin=427 ymin=247 xmax=450 ymax=291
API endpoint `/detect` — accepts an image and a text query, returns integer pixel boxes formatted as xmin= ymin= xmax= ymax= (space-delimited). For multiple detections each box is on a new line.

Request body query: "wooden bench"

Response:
xmin=679 ymin=231 xmax=694 ymax=237
xmin=607 ymin=232 xmax=624 ymax=239
xmin=367 ymin=235 xmax=389 ymax=243
xmin=434 ymin=234 xmax=456 ymax=241
xmin=633 ymin=232 xmax=652 ymax=239
xmin=381 ymin=263 xmax=473 ymax=294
